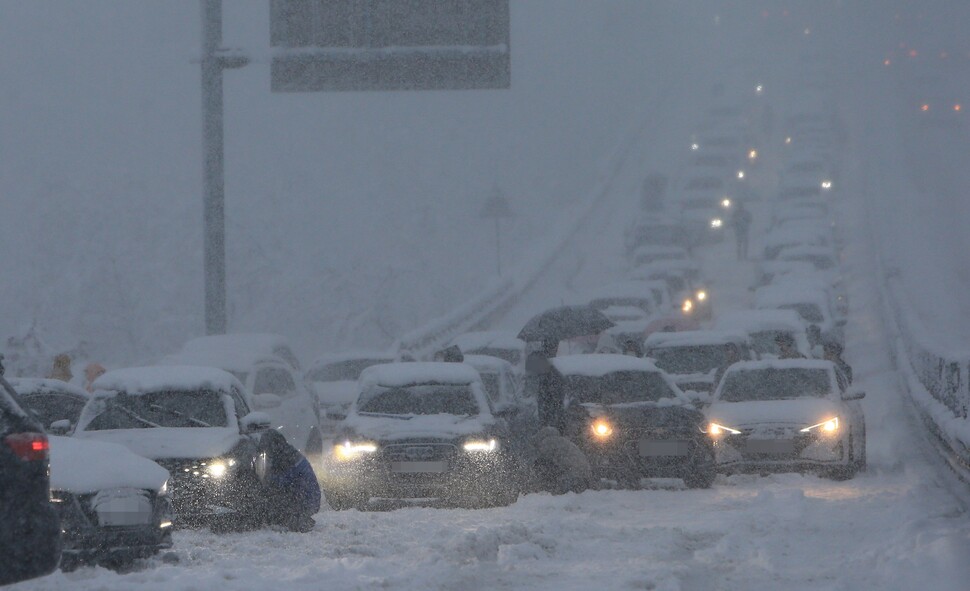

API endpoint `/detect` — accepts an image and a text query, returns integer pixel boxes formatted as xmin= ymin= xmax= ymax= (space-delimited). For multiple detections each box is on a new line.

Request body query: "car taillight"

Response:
xmin=4 ymin=433 xmax=50 ymax=462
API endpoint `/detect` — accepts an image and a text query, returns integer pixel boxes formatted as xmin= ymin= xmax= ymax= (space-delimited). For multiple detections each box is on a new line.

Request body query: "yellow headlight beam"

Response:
xmin=708 ymin=422 xmax=741 ymax=436
xmin=682 ymin=299 xmax=694 ymax=314
xmin=800 ymin=418 xmax=839 ymax=434
xmin=696 ymin=290 xmax=707 ymax=302
xmin=591 ymin=420 xmax=614 ymax=439
xmin=463 ymin=439 xmax=498 ymax=452
xmin=333 ymin=441 xmax=378 ymax=461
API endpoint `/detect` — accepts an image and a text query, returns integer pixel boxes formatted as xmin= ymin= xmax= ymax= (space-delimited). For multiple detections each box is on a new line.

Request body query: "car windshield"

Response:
xmin=358 ymin=383 xmax=480 ymax=416
xmin=749 ymin=330 xmax=796 ymax=356
xmin=562 ymin=371 xmax=677 ymax=405
xmin=307 ymin=359 xmax=390 ymax=382
xmin=718 ymin=368 xmax=832 ymax=402
xmin=649 ymin=344 xmax=736 ymax=374
xmin=83 ymin=390 xmax=228 ymax=430
xmin=20 ymin=394 xmax=86 ymax=428
xmin=779 ymin=303 xmax=825 ymax=324
xmin=467 ymin=347 xmax=520 ymax=366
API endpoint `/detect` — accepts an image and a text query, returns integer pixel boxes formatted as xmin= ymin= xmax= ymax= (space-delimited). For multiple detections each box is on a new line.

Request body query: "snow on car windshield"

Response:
xmin=358 ymin=384 xmax=480 ymax=416
xmin=84 ymin=390 xmax=228 ymax=430
xmin=563 ymin=371 xmax=676 ymax=405
xmin=719 ymin=368 xmax=832 ymax=403
xmin=649 ymin=345 xmax=734 ymax=374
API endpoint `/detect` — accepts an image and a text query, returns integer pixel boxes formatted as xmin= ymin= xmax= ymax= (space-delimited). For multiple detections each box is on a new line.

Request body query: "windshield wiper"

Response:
xmin=149 ymin=403 xmax=213 ymax=427
xmin=116 ymin=405 xmax=162 ymax=428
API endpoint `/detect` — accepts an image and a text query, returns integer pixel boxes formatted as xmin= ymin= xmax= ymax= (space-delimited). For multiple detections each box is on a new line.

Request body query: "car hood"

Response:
xmin=49 ymin=436 xmax=169 ymax=493
xmin=76 ymin=427 xmax=242 ymax=460
xmin=340 ymin=413 xmax=494 ymax=442
xmin=706 ymin=398 xmax=840 ymax=429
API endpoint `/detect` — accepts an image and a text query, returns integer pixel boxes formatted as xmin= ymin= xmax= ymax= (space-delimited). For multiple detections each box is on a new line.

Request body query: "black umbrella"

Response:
xmin=517 ymin=305 xmax=615 ymax=343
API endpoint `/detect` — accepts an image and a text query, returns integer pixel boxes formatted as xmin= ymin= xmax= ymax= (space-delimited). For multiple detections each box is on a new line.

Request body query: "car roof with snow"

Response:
xmin=91 ymin=366 xmax=244 ymax=396
xmin=644 ymin=330 xmax=750 ymax=349
xmin=7 ymin=378 xmax=89 ymax=399
xmin=754 ymin=284 xmax=831 ymax=308
xmin=165 ymin=333 xmax=298 ymax=372
xmin=359 ymin=362 xmax=482 ymax=389
xmin=719 ymin=359 xmax=838 ymax=375
xmin=551 ymin=354 xmax=664 ymax=377
xmin=308 ymin=350 xmax=397 ymax=369
xmin=461 ymin=354 xmax=514 ymax=375
xmin=584 ymin=280 xmax=665 ymax=301
xmin=629 ymin=259 xmax=701 ymax=277
xmin=450 ymin=330 xmax=525 ymax=352
xmin=763 ymin=226 xmax=831 ymax=247
xmin=716 ymin=309 xmax=808 ymax=332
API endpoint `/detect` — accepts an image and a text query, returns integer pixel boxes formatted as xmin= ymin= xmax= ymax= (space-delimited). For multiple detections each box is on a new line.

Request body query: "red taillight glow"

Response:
xmin=955 ymin=104 xmax=962 ymax=112
xmin=4 ymin=433 xmax=50 ymax=462
xmin=921 ymin=104 xmax=930 ymax=112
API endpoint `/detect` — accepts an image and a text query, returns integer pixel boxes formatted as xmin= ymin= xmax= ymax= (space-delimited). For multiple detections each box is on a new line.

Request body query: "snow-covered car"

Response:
xmin=762 ymin=223 xmax=833 ymax=260
xmin=643 ymin=330 xmax=754 ymax=398
xmin=462 ymin=354 xmax=537 ymax=454
xmin=705 ymin=360 xmax=866 ymax=479
xmin=754 ymin=284 xmax=844 ymax=345
xmin=551 ymin=355 xmax=716 ymax=489
xmin=161 ymin=334 xmax=323 ymax=461
xmin=769 ymin=201 xmax=831 ymax=228
xmin=630 ymin=245 xmax=690 ymax=267
xmin=305 ymin=351 xmax=396 ymax=435
xmin=595 ymin=321 xmax=651 ymax=354
xmin=323 ymin=362 xmax=520 ymax=510
xmin=584 ymin=280 xmax=671 ymax=318
xmin=624 ymin=214 xmax=689 ymax=253
xmin=49 ymin=436 xmax=173 ymax=570
xmin=450 ymin=330 xmax=527 ymax=376
xmin=715 ymin=310 xmax=812 ymax=359
xmin=0 ymin=374 xmax=61 ymax=586
xmin=75 ymin=366 xmax=272 ymax=528
xmin=774 ymin=244 xmax=840 ymax=272
xmin=8 ymin=378 xmax=89 ymax=434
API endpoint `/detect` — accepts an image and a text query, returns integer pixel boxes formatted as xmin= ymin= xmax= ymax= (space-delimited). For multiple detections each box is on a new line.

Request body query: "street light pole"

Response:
xmin=201 ymin=0 xmax=227 ymax=335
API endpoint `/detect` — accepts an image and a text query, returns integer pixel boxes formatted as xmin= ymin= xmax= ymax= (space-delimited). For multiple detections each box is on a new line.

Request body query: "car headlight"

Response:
xmin=800 ymin=417 xmax=839 ymax=434
xmin=707 ymin=422 xmax=741 ymax=436
xmin=205 ymin=459 xmax=236 ymax=479
xmin=696 ymin=290 xmax=708 ymax=302
xmin=682 ymin=299 xmax=694 ymax=313
xmin=590 ymin=419 xmax=614 ymax=439
xmin=710 ymin=218 xmax=723 ymax=229
xmin=737 ymin=170 xmax=746 ymax=180
xmin=821 ymin=180 xmax=833 ymax=190
xmin=463 ymin=438 xmax=499 ymax=453
xmin=158 ymin=480 xmax=170 ymax=497
xmin=333 ymin=440 xmax=378 ymax=461
xmin=721 ymin=198 xmax=732 ymax=209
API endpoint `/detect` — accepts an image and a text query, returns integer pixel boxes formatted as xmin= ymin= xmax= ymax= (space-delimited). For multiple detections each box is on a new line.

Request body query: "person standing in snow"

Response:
xmin=731 ymin=201 xmax=753 ymax=260
xmin=823 ymin=340 xmax=853 ymax=385
xmin=526 ymin=340 xmax=561 ymax=428
xmin=257 ymin=429 xmax=321 ymax=532
xmin=47 ymin=354 xmax=72 ymax=382
xmin=83 ymin=363 xmax=106 ymax=393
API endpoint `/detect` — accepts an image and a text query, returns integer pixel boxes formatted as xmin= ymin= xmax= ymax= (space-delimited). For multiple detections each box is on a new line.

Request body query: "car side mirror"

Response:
xmin=253 ymin=393 xmax=283 ymax=410
xmin=842 ymin=389 xmax=865 ymax=401
xmin=240 ymin=411 xmax=272 ymax=434
xmin=48 ymin=419 xmax=72 ymax=435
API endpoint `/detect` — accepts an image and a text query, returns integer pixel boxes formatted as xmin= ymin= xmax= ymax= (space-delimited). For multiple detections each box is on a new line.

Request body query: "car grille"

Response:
xmin=382 ymin=442 xmax=457 ymax=463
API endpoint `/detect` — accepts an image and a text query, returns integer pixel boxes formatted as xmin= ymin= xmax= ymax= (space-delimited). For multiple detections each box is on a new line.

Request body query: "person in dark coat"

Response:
xmin=525 ymin=340 xmax=561 ymax=428
xmin=257 ymin=430 xmax=321 ymax=532
xmin=775 ymin=333 xmax=806 ymax=359
xmin=433 ymin=345 xmax=464 ymax=363
xmin=823 ymin=341 xmax=853 ymax=384
xmin=731 ymin=201 xmax=753 ymax=261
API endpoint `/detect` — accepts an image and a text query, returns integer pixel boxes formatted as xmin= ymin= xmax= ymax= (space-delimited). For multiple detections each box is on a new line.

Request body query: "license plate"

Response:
xmin=745 ymin=439 xmax=794 ymax=454
xmin=638 ymin=440 xmax=689 ymax=457
xmin=95 ymin=496 xmax=153 ymax=527
xmin=390 ymin=461 xmax=448 ymax=473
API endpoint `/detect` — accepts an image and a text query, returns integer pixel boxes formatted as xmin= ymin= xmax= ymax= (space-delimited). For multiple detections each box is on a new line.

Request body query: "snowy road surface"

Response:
xmin=14 ymin=76 xmax=970 ymax=591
